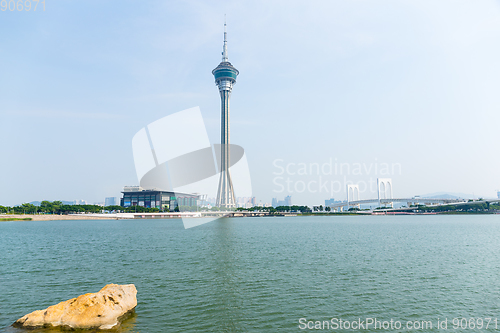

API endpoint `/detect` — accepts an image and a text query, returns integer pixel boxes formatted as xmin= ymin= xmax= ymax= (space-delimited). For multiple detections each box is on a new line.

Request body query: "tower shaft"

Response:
xmin=216 ymin=87 xmax=236 ymax=208
xmin=213 ymin=21 xmax=239 ymax=209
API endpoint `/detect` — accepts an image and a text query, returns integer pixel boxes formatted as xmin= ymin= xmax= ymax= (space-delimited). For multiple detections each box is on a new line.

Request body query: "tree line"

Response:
xmin=0 ymin=202 xmax=313 ymax=215
xmin=235 ymin=205 xmax=312 ymax=213
xmin=404 ymin=201 xmax=500 ymax=213
xmin=0 ymin=201 xmax=164 ymax=214
xmin=420 ymin=202 xmax=499 ymax=213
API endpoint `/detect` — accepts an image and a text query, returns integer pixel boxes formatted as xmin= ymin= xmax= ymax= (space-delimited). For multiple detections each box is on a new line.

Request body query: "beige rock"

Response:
xmin=13 ymin=284 xmax=137 ymax=330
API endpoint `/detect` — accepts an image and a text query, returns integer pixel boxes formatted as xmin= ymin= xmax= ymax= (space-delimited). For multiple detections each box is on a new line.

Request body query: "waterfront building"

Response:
xmin=120 ymin=187 xmax=200 ymax=211
xmin=213 ymin=22 xmax=239 ymax=208
xmin=177 ymin=196 xmax=198 ymax=207
xmin=285 ymin=195 xmax=292 ymax=206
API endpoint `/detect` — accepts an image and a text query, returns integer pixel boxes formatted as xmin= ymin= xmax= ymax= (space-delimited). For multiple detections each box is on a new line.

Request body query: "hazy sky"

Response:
xmin=1 ymin=0 xmax=500 ymax=206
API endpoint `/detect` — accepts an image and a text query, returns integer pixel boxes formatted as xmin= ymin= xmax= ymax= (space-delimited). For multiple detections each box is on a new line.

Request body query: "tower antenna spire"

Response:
xmin=222 ymin=15 xmax=228 ymax=62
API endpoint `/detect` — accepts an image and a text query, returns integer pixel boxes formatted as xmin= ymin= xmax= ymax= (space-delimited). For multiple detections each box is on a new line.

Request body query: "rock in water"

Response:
xmin=13 ymin=284 xmax=137 ymax=330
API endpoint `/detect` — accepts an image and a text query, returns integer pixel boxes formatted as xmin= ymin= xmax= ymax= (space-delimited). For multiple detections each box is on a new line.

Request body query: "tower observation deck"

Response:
xmin=213 ymin=22 xmax=239 ymax=208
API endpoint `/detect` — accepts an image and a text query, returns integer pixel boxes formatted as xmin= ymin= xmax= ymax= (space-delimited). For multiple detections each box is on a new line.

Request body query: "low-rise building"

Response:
xmin=120 ymin=187 xmax=200 ymax=211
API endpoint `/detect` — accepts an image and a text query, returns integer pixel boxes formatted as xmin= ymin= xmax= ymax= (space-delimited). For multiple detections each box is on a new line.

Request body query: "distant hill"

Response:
xmin=418 ymin=192 xmax=474 ymax=200
xmin=28 ymin=201 xmax=78 ymax=207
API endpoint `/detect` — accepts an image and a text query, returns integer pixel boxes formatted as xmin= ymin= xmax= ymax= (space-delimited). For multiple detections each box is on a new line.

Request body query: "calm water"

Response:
xmin=1 ymin=215 xmax=500 ymax=332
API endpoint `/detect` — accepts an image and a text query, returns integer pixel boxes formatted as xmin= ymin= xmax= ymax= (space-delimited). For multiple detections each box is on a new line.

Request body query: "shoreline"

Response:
xmin=0 ymin=214 xmax=120 ymax=221
xmin=1 ymin=211 xmax=499 ymax=222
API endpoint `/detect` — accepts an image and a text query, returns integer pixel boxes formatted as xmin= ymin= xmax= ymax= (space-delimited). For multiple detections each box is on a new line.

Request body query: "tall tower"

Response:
xmin=213 ymin=21 xmax=239 ymax=209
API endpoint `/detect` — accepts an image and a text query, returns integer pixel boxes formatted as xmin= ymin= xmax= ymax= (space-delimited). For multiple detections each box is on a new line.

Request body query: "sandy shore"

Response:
xmin=0 ymin=214 xmax=120 ymax=221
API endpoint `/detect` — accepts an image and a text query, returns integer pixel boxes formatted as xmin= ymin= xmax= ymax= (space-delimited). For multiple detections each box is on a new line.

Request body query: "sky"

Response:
xmin=1 ymin=0 xmax=500 ymax=207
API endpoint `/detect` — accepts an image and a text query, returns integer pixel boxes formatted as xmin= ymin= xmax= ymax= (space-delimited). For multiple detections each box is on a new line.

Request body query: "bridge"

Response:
xmin=326 ymin=197 xmax=468 ymax=210
xmin=324 ymin=178 xmax=499 ymax=211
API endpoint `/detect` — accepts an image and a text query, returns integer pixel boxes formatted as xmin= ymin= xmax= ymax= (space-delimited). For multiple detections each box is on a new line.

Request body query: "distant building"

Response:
xmin=273 ymin=196 xmax=292 ymax=207
xmin=203 ymin=197 xmax=216 ymax=206
xmin=325 ymin=198 xmax=342 ymax=206
xmin=497 ymin=191 xmax=500 ymax=199
xmin=325 ymin=198 xmax=335 ymax=206
xmin=105 ymin=197 xmax=117 ymax=206
xmin=74 ymin=199 xmax=88 ymax=205
xmin=236 ymin=197 xmax=256 ymax=208
xmin=198 ymin=196 xmax=212 ymax=207
xmin=120 ymin=187 xmax=200 ymax=210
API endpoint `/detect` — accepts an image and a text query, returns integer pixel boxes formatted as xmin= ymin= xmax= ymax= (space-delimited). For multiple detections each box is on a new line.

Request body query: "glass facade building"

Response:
xmin=120 ymin=189 xmax=199 ymax=211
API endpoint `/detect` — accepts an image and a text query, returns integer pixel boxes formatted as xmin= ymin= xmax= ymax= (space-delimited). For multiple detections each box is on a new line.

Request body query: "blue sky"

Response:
xmin=1 ymin=0 xmax=500 ymax=206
